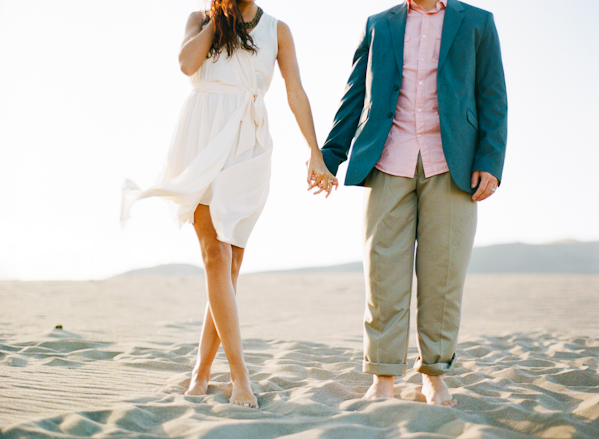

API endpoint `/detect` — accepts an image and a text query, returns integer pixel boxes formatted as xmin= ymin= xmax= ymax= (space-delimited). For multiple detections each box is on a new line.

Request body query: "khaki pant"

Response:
xmin=363 ymin=157 xmax=477 ymax=376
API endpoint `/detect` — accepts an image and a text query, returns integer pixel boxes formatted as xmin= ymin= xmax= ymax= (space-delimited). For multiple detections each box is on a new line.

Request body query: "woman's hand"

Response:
xmin=307 ymin=150 xmax=338 ymax=198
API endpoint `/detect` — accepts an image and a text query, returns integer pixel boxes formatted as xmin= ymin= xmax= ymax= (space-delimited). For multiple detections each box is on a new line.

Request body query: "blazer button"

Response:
xmin=393 ymin=85 xmax=399 ymax=91
xmin=387 ymin=112 xmax=394 ymax=119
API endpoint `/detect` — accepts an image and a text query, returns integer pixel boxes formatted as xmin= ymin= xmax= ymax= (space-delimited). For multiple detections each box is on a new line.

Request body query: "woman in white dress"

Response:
xmin=122 ymin=0 xmax=337 ymax=409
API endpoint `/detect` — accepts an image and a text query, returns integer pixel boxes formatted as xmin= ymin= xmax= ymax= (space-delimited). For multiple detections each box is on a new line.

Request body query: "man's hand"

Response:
xmin=471 ymin=171 xmax=498 ymax=202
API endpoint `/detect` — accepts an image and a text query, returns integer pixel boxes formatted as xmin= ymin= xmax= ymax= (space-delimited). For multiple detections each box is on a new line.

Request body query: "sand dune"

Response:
xmin=116 ymin=241 xmax=599 ymax=277
xmin=1 ymin=274 xmax=598 ymax=438
xmin=115 ymin=263 xmax=205 ymax=277
xmin=467 ymin=241 xmax=599 ymax=274
xmin=271 ymin=241 xmax=599 ymax=275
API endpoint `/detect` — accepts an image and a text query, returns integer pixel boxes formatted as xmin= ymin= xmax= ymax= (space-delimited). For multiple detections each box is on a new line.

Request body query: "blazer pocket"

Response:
xmin=466 ymin=109 xmax=478 ymax=131
xmin=358 ymin=103 xmax=372 ymax=127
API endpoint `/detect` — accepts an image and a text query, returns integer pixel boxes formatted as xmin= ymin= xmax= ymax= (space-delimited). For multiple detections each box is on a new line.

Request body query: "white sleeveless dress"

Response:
xmin=122 ymin=13 xmax=279 ymax=248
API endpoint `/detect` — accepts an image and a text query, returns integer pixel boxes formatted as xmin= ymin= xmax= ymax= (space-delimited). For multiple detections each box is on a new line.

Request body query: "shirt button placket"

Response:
xmin=416 ymin=15 xmax=428 ymax=144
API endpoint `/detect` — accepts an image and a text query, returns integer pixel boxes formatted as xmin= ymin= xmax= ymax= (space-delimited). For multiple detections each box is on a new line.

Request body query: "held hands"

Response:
xmin=471 ymin=171 xmax=499 ymax=202
xmin=306 ymin=150 xmax=338 ymax=198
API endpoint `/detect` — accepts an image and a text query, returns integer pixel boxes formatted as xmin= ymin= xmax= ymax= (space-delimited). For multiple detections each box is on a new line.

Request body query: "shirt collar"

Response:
xmin=407 ymin=0 xmax=448 ymax=12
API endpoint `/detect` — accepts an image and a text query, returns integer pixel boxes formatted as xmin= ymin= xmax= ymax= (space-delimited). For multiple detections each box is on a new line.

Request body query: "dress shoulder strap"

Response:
xmin=257 ymin=13 xmax=278 ymax=52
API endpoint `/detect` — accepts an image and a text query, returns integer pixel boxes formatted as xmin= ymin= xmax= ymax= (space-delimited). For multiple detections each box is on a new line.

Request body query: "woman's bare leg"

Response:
xmin=186 ymin=244 xmax=244 ymax=395
xmin=184 ymin=204 xmax=256 ymax=408
xmin=185 ymin=305 xmax=218 ymax=396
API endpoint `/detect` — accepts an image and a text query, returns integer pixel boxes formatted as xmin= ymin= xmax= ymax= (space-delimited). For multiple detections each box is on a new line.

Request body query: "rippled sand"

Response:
xmin=1 ymin=274 xmax=598 ymax=438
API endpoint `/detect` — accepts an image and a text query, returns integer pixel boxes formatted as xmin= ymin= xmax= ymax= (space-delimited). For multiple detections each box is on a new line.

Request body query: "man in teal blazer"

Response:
xmin=321 ymin=0 xmax=507 ymax=405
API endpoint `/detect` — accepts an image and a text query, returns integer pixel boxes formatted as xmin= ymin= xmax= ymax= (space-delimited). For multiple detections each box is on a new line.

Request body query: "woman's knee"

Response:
xmin=202 ymin=241 xmax=231 ymax=270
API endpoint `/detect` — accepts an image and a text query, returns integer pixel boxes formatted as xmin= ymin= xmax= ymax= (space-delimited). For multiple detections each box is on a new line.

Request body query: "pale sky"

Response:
xmin=1 ymin=0 xmax=598 ymax=280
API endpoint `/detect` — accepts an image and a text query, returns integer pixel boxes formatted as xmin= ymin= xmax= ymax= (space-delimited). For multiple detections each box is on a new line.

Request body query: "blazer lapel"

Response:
xmin=438 ymin=0 xmax=464 ymax=72
xmin=387 ymin=3 xmax=408 ymax=76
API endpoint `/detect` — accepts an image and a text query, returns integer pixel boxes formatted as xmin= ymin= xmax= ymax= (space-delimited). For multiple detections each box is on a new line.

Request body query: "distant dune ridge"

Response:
xmin=467 ymin=240 xmax=599 ymax=274
xmin=115 ymin=263 xmax=204 ymax=277
xmin=116 ymin=241 xmax=599 ymax=276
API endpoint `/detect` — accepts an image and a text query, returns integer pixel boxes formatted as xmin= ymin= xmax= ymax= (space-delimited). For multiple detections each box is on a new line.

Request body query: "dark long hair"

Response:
xmin=207 ymin=0 xmax=258 ymax=59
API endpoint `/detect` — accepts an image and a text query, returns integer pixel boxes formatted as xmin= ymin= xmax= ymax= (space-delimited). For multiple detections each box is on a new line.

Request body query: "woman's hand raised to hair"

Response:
xmin=307 ymin=149 xmax=338 ymax=198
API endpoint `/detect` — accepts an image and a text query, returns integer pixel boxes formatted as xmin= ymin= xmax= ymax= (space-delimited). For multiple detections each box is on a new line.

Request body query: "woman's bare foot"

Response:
xmin=184 ymin=369 xmax=209 ymax=396
xmin=421 ymin=374 xmax=457 ymax=407
xmin=362 ymin=375 xmax=395 ymax=400
xmin=230 ymin=376 xmax=258 ymax=409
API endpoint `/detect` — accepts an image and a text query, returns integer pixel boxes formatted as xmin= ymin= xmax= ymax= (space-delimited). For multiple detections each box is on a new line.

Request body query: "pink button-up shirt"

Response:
xmin=376 ymin=0 xmax=450 ymax=178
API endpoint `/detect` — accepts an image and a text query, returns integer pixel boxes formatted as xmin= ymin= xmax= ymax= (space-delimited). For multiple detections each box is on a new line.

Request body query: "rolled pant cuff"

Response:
xmin=414 ymin=353 xmax=456 ymax=376
xmin=363 ymin=360 xmax=407 ymax=376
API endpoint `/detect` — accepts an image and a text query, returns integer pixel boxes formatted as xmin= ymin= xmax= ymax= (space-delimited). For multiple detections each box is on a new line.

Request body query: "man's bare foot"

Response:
xmin=362 ymin=375 xmax=395 ymax=400
xmin=184 ymin=369 xmax=209 ymax=396
xmin=421 ymin=374 xmax=457 ymax=407
xmin=231 ymin=377 xmax=258 ymax=409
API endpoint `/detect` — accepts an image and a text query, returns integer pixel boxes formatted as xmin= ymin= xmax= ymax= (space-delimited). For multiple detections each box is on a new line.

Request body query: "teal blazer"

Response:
xmin=322 ymin=0 xmax=508 ymax=193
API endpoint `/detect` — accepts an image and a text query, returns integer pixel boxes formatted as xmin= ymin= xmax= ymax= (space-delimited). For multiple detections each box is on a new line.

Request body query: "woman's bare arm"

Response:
xmin=179 ymin=11 xmax=214 ymax=76
xmin=276 ymin=21 xmax=337 ymax=196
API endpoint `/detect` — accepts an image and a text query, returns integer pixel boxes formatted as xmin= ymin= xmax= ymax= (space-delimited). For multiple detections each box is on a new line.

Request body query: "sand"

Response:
xmin=1 ymin=273 xmax=598 ymax=438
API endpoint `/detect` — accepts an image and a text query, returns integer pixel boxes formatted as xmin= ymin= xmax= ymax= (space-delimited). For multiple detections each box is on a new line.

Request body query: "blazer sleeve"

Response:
xmin=321 ymin=19 xmax=371 ymax=176
xmin=472 ymin=13 xmax=508 ymax=183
